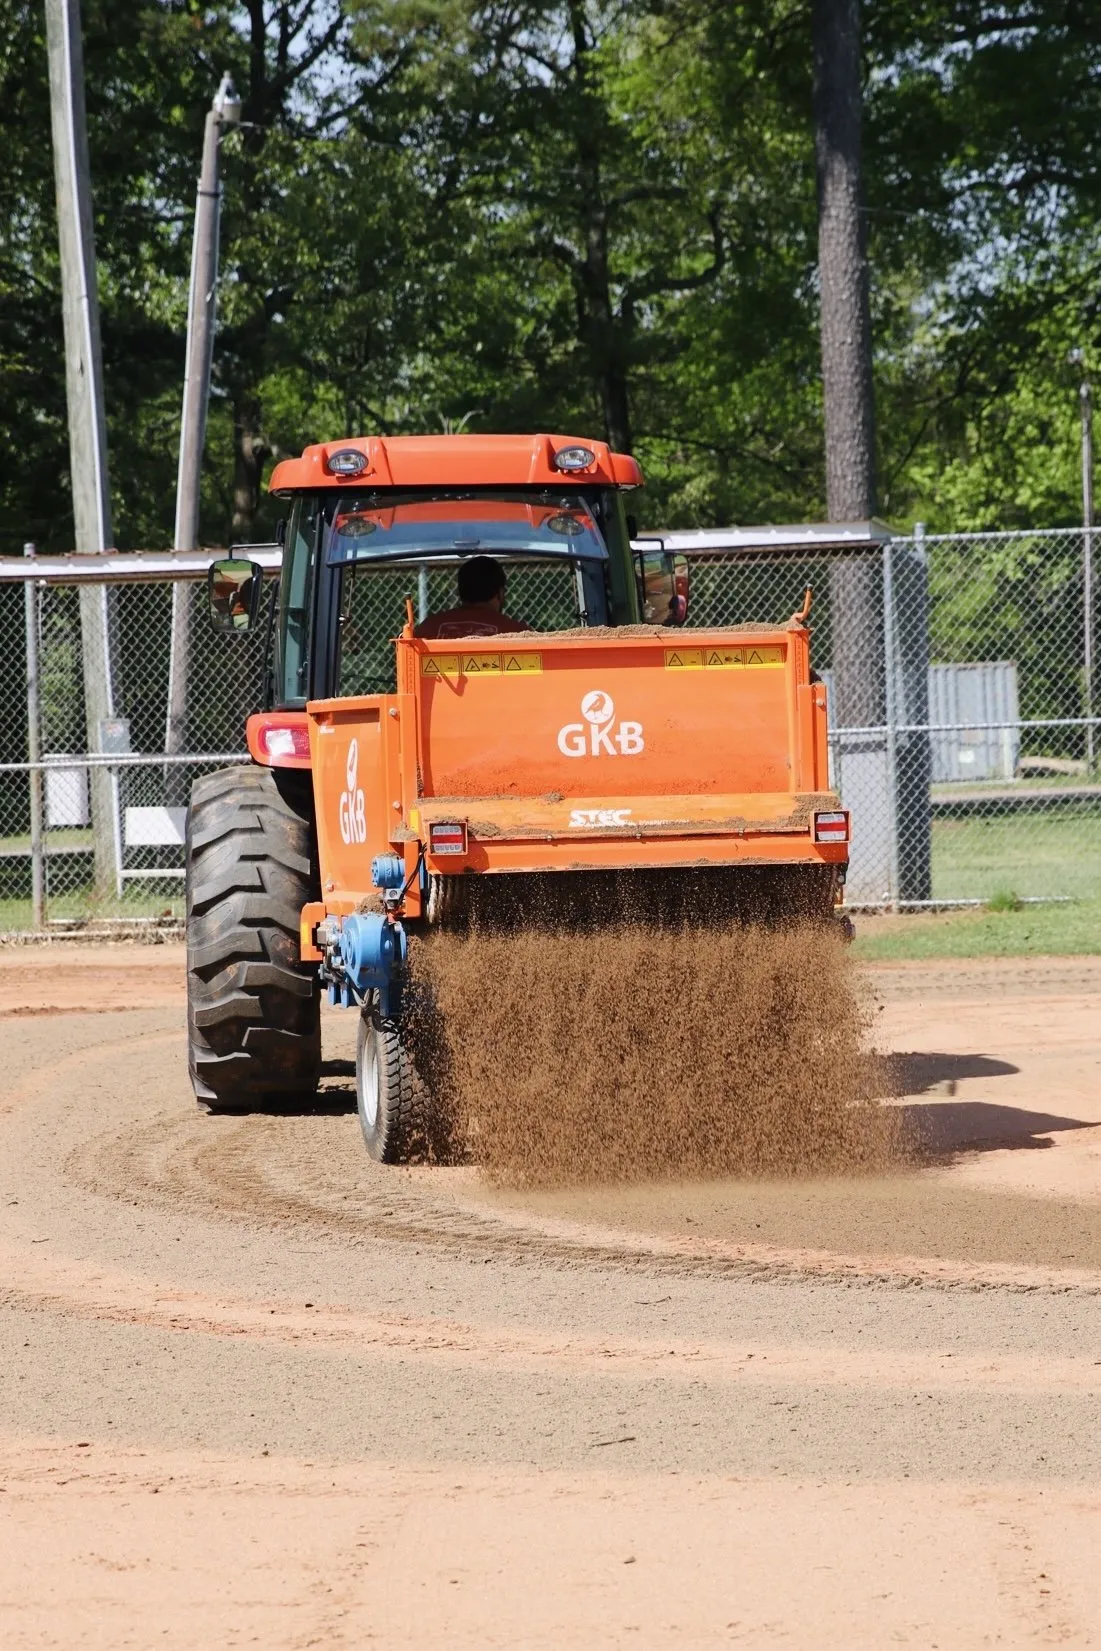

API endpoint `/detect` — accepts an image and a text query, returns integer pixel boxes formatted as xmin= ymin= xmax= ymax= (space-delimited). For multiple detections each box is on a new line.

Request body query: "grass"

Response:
xmin=852 ymin=899 xmax=1101 ymax=962
xmin=984 ymin=887 xmax=1022 ymax=913
xmin=930 ymin=810 xmax=1101 ymax=902
xmin=931 ymin=773 xmax=1101 ymax=796
xmin=0 ymin=887 xmax=184 ymax=935
xmin=855 ymin=811 xmax=1101 ymax=960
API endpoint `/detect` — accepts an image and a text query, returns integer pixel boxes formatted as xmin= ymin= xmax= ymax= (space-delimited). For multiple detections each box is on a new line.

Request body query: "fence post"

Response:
xmin=23 ymin=545 xmax=46 ymax=931
xmin=881 ymin=535 xmax=901 ymax=911
xmin=1082 ymin=381 xmax=1095 ymax=773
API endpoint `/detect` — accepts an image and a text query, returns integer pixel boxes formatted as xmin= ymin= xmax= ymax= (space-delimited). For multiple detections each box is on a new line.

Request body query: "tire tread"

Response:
xmin=357 ymin=1009 xmax=431 ymax=1163
xmin=186 ymin=765 xmax=320 ymax=1109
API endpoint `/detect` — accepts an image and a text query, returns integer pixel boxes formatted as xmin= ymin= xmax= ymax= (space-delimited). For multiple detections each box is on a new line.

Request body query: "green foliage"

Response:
xmin=3 ymin=0 xmax=1101 ymax=553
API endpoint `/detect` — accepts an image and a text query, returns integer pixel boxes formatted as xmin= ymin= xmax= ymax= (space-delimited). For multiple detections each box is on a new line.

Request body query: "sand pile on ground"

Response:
xmin=411 ymin=921 xmax=903 ymax=1186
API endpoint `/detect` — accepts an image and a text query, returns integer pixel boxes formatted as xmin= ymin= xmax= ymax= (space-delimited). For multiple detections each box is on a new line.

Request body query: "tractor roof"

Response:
xmin=269 ymin=433 xmax=642 ymax=495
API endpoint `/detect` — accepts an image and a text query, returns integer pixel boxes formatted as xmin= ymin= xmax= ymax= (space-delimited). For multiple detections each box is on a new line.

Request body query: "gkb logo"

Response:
xmin=339 ymin=738 xmax=367 ymax=844
xmin=557 ymin=690 xmax=644 ymax=758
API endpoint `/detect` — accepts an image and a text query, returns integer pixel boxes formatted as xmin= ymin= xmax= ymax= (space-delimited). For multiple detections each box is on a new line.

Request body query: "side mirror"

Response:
xmin=207 ymin=558 xmax=264 ymax=634
xmin=636 ymin=547 xmax=690 ymax=627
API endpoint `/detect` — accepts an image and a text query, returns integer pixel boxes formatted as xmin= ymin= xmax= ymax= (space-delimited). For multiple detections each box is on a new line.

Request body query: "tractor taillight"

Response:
xmin=429 ymin=821 xmax=468 ymax=856
xmin=814 ymin=810 xmax=849 ymax=844
xmin=260 ymin=723 xmax=310 ymax=760
xmin=247 ymin=713 xmax=312 ymax=768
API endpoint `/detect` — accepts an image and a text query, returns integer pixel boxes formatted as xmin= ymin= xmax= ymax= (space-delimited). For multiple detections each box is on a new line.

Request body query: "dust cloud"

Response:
xmin=411 ymin=920 xmax=904 ymax=1187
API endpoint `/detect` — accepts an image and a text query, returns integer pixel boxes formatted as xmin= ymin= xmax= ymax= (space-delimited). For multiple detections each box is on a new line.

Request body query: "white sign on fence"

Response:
xmin=44 ymin=756 xmax=90 ymax=828
xmin=124 ymin=807 xmax=188 ymax=847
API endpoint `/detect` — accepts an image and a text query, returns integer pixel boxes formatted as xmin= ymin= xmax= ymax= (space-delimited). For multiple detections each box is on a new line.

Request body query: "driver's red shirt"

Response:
xmin=414 ymin=603 xmax=532 ymax=640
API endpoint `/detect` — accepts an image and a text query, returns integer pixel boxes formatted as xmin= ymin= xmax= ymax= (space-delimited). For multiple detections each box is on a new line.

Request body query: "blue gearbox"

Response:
xmin=335 ymin=912 xmax=407 ymax=1018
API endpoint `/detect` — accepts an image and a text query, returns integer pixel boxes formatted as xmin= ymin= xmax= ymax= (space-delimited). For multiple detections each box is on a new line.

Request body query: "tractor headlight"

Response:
xmin=327 ymin=447 xmax=368 ymax=477
xmin=553 ymin=446 xmax=596 ymax=472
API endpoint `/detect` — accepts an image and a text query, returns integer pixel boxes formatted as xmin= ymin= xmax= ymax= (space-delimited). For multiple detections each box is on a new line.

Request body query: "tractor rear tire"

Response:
xmin=356 ymin=1006 xmax=431 ymax=1163
xmin=186 ymin=764 xmax=321 ymax=1111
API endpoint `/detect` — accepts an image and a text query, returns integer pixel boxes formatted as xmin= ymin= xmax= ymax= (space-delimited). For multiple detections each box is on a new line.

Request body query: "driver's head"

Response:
xmin=457 ymin=555 xmax=507 ymax=607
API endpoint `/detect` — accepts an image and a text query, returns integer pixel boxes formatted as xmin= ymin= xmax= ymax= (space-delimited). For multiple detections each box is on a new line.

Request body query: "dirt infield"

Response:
xmin=2 ymin=942 xmax=1101 ymax=1647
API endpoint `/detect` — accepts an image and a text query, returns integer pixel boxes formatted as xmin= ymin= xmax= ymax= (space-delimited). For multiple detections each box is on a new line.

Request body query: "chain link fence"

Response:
xmin=892 ymin=525 xmax=1100 ymax=910
xmin=680 ymin=526 xmax=1099 ymax=907
xmin=1 ymin=526 xmax=1097 ymax=932
xmin=1 ymin=566 xmax=272 ymax=934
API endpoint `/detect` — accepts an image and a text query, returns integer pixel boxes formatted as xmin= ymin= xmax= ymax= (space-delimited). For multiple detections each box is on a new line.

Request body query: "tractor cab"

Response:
xmin=207 ymin=434 xmax=688 ymax=711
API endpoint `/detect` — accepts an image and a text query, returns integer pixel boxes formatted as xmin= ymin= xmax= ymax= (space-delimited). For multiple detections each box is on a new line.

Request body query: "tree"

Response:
xmin=812 ymin=0 xmax=875 ymax=519
xmin=812 ymin=0 xmax=883 ymax=738
xmin=9 ymin=0 xmax=1101 ymax=570
xmin=349 ymin=0 xmax=730 ymax=457
xmin=862 ymin=0 xmax=1101 ymax=530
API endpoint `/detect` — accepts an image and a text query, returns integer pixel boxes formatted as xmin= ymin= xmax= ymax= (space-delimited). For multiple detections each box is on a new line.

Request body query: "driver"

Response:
xmin=415 ymin=555 xmax=533 ymax=640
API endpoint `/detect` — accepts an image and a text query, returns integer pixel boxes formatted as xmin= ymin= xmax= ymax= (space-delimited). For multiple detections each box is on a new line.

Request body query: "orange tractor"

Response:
xmin=186 ymin=433 xmax=849 ymax=1160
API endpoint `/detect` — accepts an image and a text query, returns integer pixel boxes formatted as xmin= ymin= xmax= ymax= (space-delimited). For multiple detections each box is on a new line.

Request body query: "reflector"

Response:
xmin=814 ymin=811 xmax=849 ymax=843
xmin=429 ymin=822 xmax=468 ymax=856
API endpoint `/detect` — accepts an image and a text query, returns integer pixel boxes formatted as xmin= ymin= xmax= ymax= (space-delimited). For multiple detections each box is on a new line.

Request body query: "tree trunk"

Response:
xmin=573 ymin=194 xmax=632 ymax=453
xmin=600 ymin=335 xmax=632 ymax=456
xmin=813 ymin=0 xmax=875 ymax=521
xmin=568 ymin=0 xmax=633 ymax=454
xmin=582 ymin=227 xmax=632 ymax=454
xmin=813 ymin=0 xmax=881 ymax=729
xmin=231 ymin=394 xmax=268 ymax=543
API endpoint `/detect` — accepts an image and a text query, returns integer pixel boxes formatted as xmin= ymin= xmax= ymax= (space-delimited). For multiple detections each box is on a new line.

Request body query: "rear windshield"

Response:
xmin=324 ymin=490 xmax=608 ymax=565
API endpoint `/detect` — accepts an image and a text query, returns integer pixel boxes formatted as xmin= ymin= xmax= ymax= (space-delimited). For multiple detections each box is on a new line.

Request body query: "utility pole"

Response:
xmin=44 ymin=0 xmax=120 ymax=901
xmin=165 ymin=74 xmax=242 ymax=767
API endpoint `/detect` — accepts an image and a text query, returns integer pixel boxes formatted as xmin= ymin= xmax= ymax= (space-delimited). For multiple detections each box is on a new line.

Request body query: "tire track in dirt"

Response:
xmin=59 ymin=1089 xmax=1101 ymax=1295
xmin=2 ymin=1231 xmax=1100 ymax=1392
xmin=5 ymin=1001 xmax=1099 ymax=1297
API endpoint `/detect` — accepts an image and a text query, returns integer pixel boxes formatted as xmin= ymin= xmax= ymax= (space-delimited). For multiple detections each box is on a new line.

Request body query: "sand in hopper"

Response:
xmin=412 ymin=922 xmax=904 ymax=1186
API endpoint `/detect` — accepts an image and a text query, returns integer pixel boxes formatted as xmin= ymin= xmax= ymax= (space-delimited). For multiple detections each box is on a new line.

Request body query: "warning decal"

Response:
xmin=421 ymin=654 xmax=461 ymax=677
xmin=666 ymin=644 xmax=785 ymax=670
xmin=421 ymin=651 xmax=542 ymax=679
xmin=502 ymin=652 xmax=542 ymax=674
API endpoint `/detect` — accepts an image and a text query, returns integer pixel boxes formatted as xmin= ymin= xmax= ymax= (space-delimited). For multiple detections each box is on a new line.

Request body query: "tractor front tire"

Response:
xmin=356 ymin=1007 xmax=431 ymax=1163
xmin=186 ymin=764 xmax=321 ymax=1111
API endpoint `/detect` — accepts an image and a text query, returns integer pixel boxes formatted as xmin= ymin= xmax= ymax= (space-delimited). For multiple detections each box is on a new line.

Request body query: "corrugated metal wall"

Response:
xmin=927 ymin=662 xmax=1020 ymax=783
